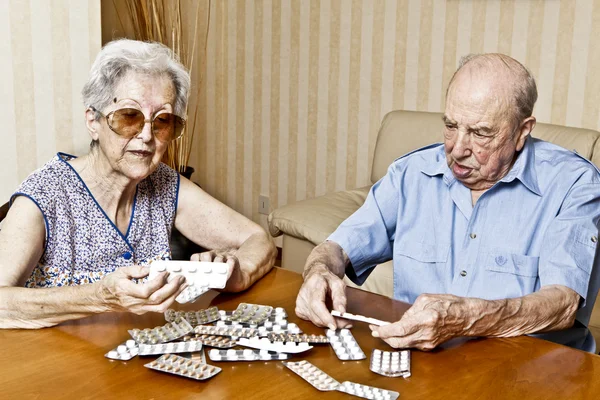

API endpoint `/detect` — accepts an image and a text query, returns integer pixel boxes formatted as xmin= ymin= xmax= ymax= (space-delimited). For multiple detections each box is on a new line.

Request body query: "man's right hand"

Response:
xmin=96 ymin=265 xmax=187 ymax=314
xmin=295 ymin=263 xmax=351 ymax=330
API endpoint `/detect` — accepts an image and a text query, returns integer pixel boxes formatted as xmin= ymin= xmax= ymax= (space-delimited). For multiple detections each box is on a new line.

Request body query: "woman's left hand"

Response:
xmin=191 ymin=249 xmax=248 ymax=291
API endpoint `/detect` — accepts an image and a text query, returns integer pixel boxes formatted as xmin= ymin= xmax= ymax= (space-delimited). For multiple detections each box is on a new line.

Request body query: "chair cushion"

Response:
xmin=534 ymin=122 xmax=600 ymax=161
xmin=268 ymin=186 xmax=371 ymax=245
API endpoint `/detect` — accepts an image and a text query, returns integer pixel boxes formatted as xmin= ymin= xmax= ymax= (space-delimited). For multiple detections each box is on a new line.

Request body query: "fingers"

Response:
xmin=119 ymin=265 xmax=150 ymax=279
xmin=328 ymin=278 xmax=352 ymax=329
xmin=143 ymin=278 xmax=188 ymax=313
xmin=329 ymin=278 xmax=347 ymax=312
xmin=295 ymin=272 xmax=345 ymax=330
xmin=370 ymin=314 xmax=440 ymax=351
xmin=373 ymin=318 xmax=420 ymax=340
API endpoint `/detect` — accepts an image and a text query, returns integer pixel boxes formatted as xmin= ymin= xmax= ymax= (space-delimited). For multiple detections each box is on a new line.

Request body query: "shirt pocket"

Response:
xmin=572 ymin=226 xmax=597 ymax=274
xmin=396 ymin=240 xmax=450 ymax=263
xmin=484 ymin=251 xmax=539 ymax=277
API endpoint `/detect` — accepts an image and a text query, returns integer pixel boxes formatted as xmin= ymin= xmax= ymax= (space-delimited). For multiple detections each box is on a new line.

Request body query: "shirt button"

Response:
xmin=470 ymin=233 xmax=477 ymax=239
xmin=460 ymin=270 xmax=467 ymax=277
xmin=592 ymin=236 xmax=598 ymax=243
xmin=122 ymin=252 xmax=132 ymax=260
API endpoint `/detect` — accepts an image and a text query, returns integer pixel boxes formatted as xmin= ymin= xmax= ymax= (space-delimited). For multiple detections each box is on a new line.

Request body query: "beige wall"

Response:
xmin=101 ymin=0 xmax=600 ymax=228
xmin=1 ymin=0 xmax=102 ymax=203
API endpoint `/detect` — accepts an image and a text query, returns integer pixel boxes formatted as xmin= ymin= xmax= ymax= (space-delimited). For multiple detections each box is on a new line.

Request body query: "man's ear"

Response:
xmin=515 ymin=116 xmax=536 ymax=151
xmin=85 ymin=108 xmax=100 ymax=141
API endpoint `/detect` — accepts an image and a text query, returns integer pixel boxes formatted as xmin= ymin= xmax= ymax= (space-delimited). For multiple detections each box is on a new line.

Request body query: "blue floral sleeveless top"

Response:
xmin=11 ymin=153 xmax=180 ymax=288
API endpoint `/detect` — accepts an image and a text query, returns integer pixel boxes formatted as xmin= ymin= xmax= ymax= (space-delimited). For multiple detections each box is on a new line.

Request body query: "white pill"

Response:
xmin=188 ymin=265 xmax=197 ymax=273
xmin=215 ymin=264 xmax=228 ymax=274
xmin=117 ymin=345 xmax=127 ymax=353
xmin=155 ymin=264 xmax=166 ymax=272
xmin=126 ymin=340 xmax=137 ymax=348
xmin=107 ymin=350 xmax=119 ymax=358
xmin=170 ymin=265 xmax=182 ymax=272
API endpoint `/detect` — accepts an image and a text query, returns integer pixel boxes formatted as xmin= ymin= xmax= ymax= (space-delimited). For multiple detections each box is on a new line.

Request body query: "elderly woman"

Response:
xmin=0 ymin=39 xmax=276 ymax=329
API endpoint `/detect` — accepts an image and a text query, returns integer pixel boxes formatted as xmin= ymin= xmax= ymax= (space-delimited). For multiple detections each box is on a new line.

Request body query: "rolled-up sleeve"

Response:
xmin=328 ymin=163 xmax=402 ymax=286
xmin=539 ymin=175 xmax=600 ymax=307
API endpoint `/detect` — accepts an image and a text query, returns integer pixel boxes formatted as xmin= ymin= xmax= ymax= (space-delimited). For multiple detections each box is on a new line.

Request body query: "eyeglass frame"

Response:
xmin=88 ymin=105 xmax=186 ymax=142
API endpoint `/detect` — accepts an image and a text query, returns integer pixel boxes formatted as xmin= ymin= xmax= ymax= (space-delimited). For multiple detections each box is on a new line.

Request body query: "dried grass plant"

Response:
xmin=114 ymin=0 xmax=210 ymax=174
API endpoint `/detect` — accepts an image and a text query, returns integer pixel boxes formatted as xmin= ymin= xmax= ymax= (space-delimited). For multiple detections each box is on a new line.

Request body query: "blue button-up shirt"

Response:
xmin=330 ymin=137 xmax=600 ymax=318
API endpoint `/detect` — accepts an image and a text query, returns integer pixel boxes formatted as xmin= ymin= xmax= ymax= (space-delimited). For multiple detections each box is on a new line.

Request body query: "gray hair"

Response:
xmin=82 ymin=39 xmax=191 ymax=119
xmin=447 ymin=53 xmax=538 ymax=130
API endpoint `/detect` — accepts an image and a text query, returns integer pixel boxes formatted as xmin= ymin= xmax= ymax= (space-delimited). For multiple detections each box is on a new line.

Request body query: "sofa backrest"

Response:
xmin=371 ymin=110 xmax=600 ymax=183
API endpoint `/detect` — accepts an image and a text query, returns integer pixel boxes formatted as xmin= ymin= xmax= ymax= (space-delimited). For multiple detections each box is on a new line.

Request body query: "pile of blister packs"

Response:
xmin=104 ymin=261 xmax=411 ymax=399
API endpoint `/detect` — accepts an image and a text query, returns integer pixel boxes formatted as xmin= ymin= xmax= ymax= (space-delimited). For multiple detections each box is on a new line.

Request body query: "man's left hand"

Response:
xmin=370 ymin=293 xmax=471 ymax=351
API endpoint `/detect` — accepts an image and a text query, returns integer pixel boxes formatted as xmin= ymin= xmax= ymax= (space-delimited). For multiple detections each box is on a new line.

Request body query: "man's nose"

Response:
xmin=452 ymin=130 xmax=472 ymax=158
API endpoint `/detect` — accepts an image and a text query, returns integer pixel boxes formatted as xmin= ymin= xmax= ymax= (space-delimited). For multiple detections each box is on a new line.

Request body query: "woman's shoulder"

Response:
xmin=13 ymin=153 xmax=75 ymax=197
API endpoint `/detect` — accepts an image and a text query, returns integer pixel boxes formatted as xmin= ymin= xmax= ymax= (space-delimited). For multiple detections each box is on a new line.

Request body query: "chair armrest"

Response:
xmin=268 ymin=186 xmax=371 ymax=246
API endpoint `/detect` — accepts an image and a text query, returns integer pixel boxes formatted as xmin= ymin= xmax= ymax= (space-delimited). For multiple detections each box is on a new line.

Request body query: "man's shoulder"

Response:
xmin=389 ymin=143 xmax=445 ymax=171
xmin=532 ymin=138 xmax=600 ymax=177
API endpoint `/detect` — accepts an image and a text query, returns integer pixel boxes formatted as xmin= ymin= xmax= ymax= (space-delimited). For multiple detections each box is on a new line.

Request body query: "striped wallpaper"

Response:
xmin=190 ymin=0 xmax=600 ymax=230
xmin=1 ymin=0 xmax=102 ymax=203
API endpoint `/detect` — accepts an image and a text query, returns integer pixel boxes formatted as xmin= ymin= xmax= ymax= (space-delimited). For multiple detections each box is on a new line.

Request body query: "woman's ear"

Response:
xmin=85 ymin=108 xmax=100 ymax=141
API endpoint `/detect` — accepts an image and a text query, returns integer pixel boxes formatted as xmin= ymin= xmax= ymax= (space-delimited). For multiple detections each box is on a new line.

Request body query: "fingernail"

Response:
xmin=328 ymin=324 xmax=336 ymax=331
xmin=371 ymin=330 xmax=379 ymax=338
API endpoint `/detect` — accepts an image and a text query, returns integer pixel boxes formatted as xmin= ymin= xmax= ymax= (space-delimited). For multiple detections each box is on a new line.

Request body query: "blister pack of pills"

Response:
xmin=267 ymin=333 xmax=329 ymax=344
xmin=176 ymin=285 xmax=211 ymax=304
xmin=149 ymin=260 xmax=229 ymax=290
xmin=208 ymin=348 xmax=290 ymax=362
xmin=219 ymin=307 xmax=287 ymax=325
xmin=144 ymin=354 xmax=221 ymax=381
xmin=370 ymin=349 xmax=411 ymax=378
xmin=283 ymin=360 xmax=399 ymax=400
xmin=105 ymin=339 xmax=139 ymax=361
xmin=283 ymin=360 xmax=340 ymax=391
xmin=193 ymin=325 xmax=258 ymax=339
xmin=183 ymin=334 xmax=238 ymax=349
xmin=337 ymin=381 xmax=400 ymax=400
xmin=257 ymin=320 xmax=302 ymax=336
xmin=165 ymin=307 xmax=220 ymax=326
xmin=221 ymin=303 xmax=274 ymax=325
xmin=217 ymin=319 xmax=302 ymax=337
xmin=331 ymin=310 xmax=390 ymax=326
xmin=238 ymin=337 xmax=313 ymax=354
xmin=326 ymin=329 xmax=366 ymax=360
xmin=138 ymin=340 xmax=204 ymax=356
xmin=129 ymin=317 xmax=193 ymax=345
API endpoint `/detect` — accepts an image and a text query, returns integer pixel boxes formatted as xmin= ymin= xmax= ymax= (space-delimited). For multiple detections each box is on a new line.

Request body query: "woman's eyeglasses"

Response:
xmin=90 ymin=106 xmax=185 ymax=142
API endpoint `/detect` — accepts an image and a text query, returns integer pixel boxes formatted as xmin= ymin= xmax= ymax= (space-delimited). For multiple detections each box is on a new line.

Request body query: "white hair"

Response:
xmin=82 ymin=39 xmax=190 ymax=119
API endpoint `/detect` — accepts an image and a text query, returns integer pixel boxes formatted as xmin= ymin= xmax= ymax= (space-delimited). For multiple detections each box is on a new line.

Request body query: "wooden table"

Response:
xmin=2 ymin=267 xmax=600 ymax=399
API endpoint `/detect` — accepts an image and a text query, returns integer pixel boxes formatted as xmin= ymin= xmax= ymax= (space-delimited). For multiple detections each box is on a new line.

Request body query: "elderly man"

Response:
xmin=295 ymin=53 xmax=600 ymax=351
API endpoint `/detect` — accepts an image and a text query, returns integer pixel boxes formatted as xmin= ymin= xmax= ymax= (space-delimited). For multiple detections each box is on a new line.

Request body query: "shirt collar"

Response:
xmin=420 ymin=137 xmax=542 ymax=196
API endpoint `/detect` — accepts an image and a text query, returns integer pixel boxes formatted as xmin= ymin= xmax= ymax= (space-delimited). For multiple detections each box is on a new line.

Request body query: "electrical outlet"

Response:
xmin=258 ymin=195 xmax=270 ymax=215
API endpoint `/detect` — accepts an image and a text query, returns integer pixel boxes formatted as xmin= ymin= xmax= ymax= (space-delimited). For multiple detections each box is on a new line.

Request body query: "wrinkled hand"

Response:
xmin=370 ymin=293 xmax=469 ymax=351
xmin=97 ymin=265 xmax=187 ymax=314
xmin=295 ymin=264 xmax=351 ymax=330
xmin=191 ymin=249 xmax=247 ymax=291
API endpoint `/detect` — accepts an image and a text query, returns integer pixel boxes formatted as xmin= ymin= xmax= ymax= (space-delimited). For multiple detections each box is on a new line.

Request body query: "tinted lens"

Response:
xmin=152 ymin=113 xmax=185 ymax=141
xmin=109 ymin=108 xmax=145 ymax=138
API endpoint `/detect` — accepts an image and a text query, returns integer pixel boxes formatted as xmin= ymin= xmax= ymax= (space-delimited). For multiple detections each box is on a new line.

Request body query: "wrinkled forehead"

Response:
xmin=113 ymin=70 xmax=177 ymax=106
xmin=445 ymin=68 xmax=514 ymax=118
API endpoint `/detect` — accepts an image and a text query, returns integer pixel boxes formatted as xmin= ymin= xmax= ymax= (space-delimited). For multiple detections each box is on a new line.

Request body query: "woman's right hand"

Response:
xmin=96 ymin=265 xmax=187 ymax=314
